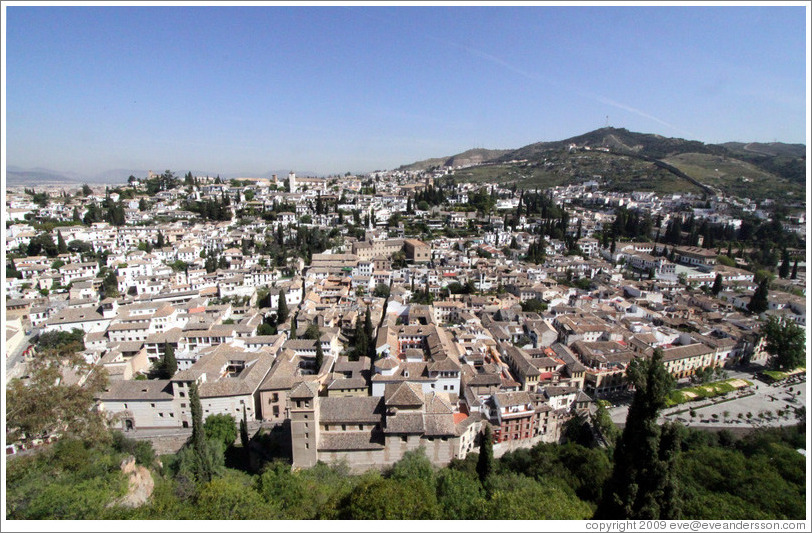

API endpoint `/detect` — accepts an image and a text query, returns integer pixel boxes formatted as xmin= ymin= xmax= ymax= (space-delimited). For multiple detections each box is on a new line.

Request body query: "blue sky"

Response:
xmin=4 ymin=4 xmax=808 ymax=176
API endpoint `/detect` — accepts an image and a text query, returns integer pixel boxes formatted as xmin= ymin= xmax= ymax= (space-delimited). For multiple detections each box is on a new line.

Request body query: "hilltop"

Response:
xmin=400 ymin=127 xmax=806 ymax=202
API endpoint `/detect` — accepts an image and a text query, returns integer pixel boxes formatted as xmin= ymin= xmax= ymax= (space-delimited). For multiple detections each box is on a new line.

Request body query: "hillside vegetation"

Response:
xmin=6 ymin=422 xmax=805 ymax=520
xmin=401 ymin=128 xmax=805 ymax=202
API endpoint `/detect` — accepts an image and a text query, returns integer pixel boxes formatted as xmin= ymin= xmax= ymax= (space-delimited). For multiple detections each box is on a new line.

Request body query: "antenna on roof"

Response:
xmin=605 ymin=115 xmax=610 ymax=128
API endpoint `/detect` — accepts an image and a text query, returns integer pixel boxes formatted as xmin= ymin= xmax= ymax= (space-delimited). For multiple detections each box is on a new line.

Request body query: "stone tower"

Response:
xmin=289 ymin=380 xmax=319 ymax=468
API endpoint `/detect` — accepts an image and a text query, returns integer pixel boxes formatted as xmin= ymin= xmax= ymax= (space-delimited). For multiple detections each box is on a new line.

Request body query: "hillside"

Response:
xmin=400 ymin=128 xmax=805 ymax=202
xmin=399 ymin=148 xmax=510 ymax=171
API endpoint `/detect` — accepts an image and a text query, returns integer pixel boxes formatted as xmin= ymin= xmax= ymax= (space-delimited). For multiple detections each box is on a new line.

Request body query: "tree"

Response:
xmin=747 ymin=278 xmax=770 ymax=315
xmin=595 ymin=349 xmax=681 ymax=519
xmin=204 ymin=413 xmax=238 ymax=451
xmin=240 ymin=406 xmax=250 ymax=465
xmin=373 ymin=283 xmax=390 ymax=298
xmin=778 ymin=249 xmax=791 ymax=279
xmin=790 ymin=259 xmax=798 ymax=280
xmin=476 ymin=424 xmax=494 ymax=484
xmin=102 ymin=270 xmax=119 ymax=298
xmin=711 ymin=273 xmax=723 ymax=296
xmin=158 ymin=341 xmax=177 ymax=379
xmin=290 ymin=315 xmax=297 ymax=339
xmin=304 ymin=323 xmax=321 ymax=340
xmin=57 ymin=231 xmax=68 ymax=254
xmin=364 ymin=305 xmax=374 ymax=341
xmin=763 ymin=316 xmax=805 ymax=371
xmin=189 ymin=382 xmax=216 ymax=483
xmin=353 ymin=316 xmax=368 ymax=361
xmin=315 ymin=338 xmax=324 ymax=372
xmin=276 ymin=289 xmax=289 ymax=324
xmin=6 ymin=344 xmax=108 ymax=444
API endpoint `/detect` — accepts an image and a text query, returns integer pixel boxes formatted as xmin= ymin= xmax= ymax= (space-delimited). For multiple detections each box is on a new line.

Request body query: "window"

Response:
xmin=179 ymin=392 xmax=185 ymax=398
xmin=181 ymin=403 xmax=186 ymax=408
xmin=272 ymin=393 xmax=279 ymax=402
xmin=123 ymin=403 xmax=128 ymax=409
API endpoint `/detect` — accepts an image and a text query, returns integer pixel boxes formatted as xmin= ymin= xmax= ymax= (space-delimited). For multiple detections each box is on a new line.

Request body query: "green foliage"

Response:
xmin=196 ymin=471 xmax=277 ymax=519
xmin=373 ymin=282 xmax=390 ymax=298
xmin=204 ymin=413 xmax=238 ymax=451
xmin=5 ymin=438 xmax=128 ymax=519
xmin=155 ymin=341 xmax=178 ymax=379
xmin=9 ymin=422 xmax=806 ymax=520
xmin=486 ymin=472 xmax=593 ymax=519
xmin=596 ymin=349 xmax=681 ymax=519
xmin=715 ymin=254 xmax=736 ymax=267
xmin=476 ymin=424 xmax=494 ymax=484
xmin=111 ymin=431 xmax=156 ymax=467
xmin=520 ymin=297 xmax=548 ymax=313
xmin=763 ymin=315 xmax=806 ymax=371
xmin=276 ymin=289 xmax=289 ymax=323
xmin=339 ymin=475 xmax=440 ymax=519
xmin=36 ymin=328 xmax=85 ymax=352
xmin=434 ymin=467 xmax=487 ymax=519
xmin=747 ymin=278 xmax=770 ymax=314
xmin=304 ymin=323 xmax=321 ymax=340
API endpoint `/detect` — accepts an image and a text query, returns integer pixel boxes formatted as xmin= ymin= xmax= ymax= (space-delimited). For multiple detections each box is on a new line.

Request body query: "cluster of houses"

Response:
xmin=4 ymin=170 xmax=805 ymax=471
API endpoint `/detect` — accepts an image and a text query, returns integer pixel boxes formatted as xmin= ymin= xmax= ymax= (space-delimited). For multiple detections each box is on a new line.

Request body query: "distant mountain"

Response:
xmin=720 ymin=142 xmax=806 ymax=159
xmin=5 ymin=166 xmax=326 ymax=188
xmin=399 ymin=148 xmax=511 ymax=171
xmin=398 ymin=127 xmax=806 ymax=202
xmin=6 ymin=168 xmax=81 ymax=186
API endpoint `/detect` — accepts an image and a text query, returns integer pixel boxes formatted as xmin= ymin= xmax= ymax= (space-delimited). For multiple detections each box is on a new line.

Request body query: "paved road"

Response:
xmin=6 ymin=330 xmax=37 ymax=376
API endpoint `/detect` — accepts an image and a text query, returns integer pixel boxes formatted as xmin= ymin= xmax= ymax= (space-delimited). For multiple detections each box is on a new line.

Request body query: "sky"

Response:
xmin=3 ymin=2 xmax=809 ymax=177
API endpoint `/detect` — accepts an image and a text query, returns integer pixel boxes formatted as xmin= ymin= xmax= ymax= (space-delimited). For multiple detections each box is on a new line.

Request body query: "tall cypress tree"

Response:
xmin=57 ymin=231 xmax=67 ymax=254
xmin=354 ymin=316 xmax=368 ymax=362
xmin=364 ymin=305 xmax=374 ymax=341
xmin=277 ymin=289 xmax=289 ymax=324
xmin=240 ymin=405 xmax=250 ymax=468
xmin=791 ymin=259 xmax=798 ymax=280
xmin=189 ymin=382 xmax=214 ymax=483
xmin=778 ymin=249 xmax=791 ymax=279
xmin=595 ymin=349 xmax=681 ymax=519
xmin=161 ymin=341 xmax=177 ymax=379
xmin=315 ymin=338 xmax=324 ymax=372
xmin=747 ymin=278 xmax=770 ymax=315
xmin=476 ymin=424 xmax=494 ymax=485
xmin=711 ymin=273 xmax=723 ymax=296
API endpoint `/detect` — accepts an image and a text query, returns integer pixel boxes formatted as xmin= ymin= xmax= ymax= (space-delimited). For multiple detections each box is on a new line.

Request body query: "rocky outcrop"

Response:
xmin=109 ymin=456 xmax=154 ymax=508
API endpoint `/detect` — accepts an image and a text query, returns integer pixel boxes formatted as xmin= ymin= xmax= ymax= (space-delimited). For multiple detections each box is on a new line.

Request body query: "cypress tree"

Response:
xmin=354 ymin=316 xmax=368 ymax=362
xmin=57 ymin=231 xmax=67 ymax=254
xmin=778 ymin=249 xmax=791 ymax=279
xmin=240 ymin=405 xmax=250 ymax=467
xmin=364 ymin=305 xmax=374 ymax=341
xmin=162 ymin=341 xmax=177 ymax=379
xmin=277 ymin=289 xmax=289 ymax=324
xmin=791 ymin=259 xmax=798 ymax=280
xmin=290 ymin=315 xmax=297 ymax=339
xmin=711 ymin=273 xmax=723 ymax=296
xmin=476 ymin=424 xmax=494 ymax=485
xmin=595 ymin=349 xmax=681 ymax=519
xmin=189 ymin=382 xmax=214 ymax=483
xmin=747 ymin=278 xmax=770 ymax=315
xmin=315 ymin=338 xmax=324 ymax=373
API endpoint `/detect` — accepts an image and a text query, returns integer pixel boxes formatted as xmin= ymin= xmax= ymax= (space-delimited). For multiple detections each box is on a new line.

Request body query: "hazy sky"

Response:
xmin=4 ymin=3 xmax=808 ymax=176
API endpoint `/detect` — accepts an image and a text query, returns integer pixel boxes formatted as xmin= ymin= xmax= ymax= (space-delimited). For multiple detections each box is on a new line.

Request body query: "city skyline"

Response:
xmin=4 ymin=2 xmax=809 ymax=177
